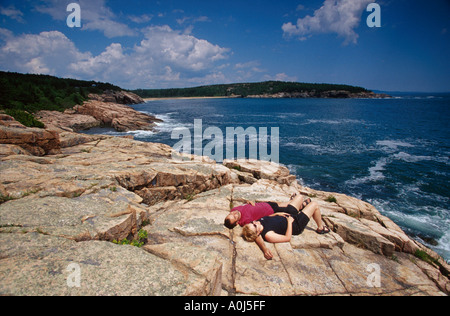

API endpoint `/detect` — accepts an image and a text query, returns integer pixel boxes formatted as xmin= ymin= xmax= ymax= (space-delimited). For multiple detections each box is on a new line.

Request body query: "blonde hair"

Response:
xmin=242 ymin=224 xmax=258 ymax=242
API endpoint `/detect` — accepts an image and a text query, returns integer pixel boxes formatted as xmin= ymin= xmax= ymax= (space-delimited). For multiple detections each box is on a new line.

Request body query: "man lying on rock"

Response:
xmin=224 ymin=193 xmax=329 ymax=259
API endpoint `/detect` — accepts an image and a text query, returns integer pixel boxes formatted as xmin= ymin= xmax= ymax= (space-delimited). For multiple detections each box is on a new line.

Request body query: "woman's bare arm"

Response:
xmin=255 ymin=235 xmax=274 ymax=260
xmin=269 ymin=212 xmax=290 ymax=217
xmin=264 ymin=216 xmax=294 ymax=244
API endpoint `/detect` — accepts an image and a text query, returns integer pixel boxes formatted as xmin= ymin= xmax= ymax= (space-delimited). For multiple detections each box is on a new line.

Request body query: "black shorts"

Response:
xmin=292 ymin=212 xmax=310 ymax=235
xmin=267 ymin=202 xmax=298 ymax=216
xmin=267 ymin=202 xmax=310 ymax=235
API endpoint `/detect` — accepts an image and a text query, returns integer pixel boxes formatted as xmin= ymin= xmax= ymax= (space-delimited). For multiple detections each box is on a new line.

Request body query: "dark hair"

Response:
xmin=224 ymin=218 xmax=237 ymax=230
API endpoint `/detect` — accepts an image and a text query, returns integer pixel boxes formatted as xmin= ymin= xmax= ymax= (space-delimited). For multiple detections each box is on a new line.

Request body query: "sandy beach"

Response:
xmin=143 ymin=96 xmax=231 ymax=101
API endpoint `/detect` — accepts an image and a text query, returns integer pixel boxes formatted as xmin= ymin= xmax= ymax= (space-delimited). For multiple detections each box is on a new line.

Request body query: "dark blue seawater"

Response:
xmin=84 ymin=95 xmax=450 ymax=260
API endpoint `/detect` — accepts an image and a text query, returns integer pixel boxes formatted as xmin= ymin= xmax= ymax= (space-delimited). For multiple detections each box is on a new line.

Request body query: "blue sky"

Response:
xmin=0 ymin=0 xmax=449 ymax=92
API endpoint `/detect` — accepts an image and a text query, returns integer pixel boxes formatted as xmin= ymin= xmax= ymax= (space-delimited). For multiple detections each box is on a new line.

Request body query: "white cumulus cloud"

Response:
xmin=0 ymin=26 xmax=230 ymax=89
xmin=0 ymin=31 xmax=91 ymax=76
xmin=137 ymin=25 xmax=229 ymax=73
xmin=282 ymin=0 xmax=374 ymax=44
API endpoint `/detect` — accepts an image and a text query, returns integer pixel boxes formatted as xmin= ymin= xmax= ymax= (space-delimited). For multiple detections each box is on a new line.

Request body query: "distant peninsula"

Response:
xmin=0 ymin=71 xmax=390 ymax=128
xmin=133 ymin=81 xmax=390 ymax=99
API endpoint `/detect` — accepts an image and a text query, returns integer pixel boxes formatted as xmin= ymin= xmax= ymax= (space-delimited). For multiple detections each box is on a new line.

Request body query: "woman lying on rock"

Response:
xmin=224 ymin=193 xmax=328 ymax=259
xmin=224 ymin=193 xmax=308 ymax=229
xmin=241 ymin=198 xmax=330 ymax=259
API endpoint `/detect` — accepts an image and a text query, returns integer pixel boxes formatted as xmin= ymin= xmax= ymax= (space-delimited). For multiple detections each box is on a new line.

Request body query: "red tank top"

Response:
xmin=233 ymin=203 xmax=274 ymax=226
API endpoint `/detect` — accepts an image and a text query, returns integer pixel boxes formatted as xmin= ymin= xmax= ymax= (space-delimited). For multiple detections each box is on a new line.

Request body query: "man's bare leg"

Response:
xmin=301 ymin=201 xmax=326 ymax=231
xmin=275 ymin=193 xmax=304 ymax=208
xmin=288 ymin=194 xmax=306 ymax=211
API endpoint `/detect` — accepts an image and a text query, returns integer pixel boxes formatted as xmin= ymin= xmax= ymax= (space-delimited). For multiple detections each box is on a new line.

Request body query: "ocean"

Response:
xmin=84 ymin=94 xmax=450 ymax=261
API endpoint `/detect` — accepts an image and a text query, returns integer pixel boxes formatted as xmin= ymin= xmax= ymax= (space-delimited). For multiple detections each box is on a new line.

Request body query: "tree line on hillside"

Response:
xmin=0 ymin=71 xmax=121 ymax=127
xmin=132 ymin=81 xmax=369 ymax=98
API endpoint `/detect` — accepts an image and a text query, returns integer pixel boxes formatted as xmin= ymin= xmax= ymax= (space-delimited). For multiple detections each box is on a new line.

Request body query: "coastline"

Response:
xmin=144 ymin=96 xmax=231 ymax=101
xmin=0 ymin=94 xmax=448 ymax=296
xmin=142 ymin=92 xmax=391 ymax=101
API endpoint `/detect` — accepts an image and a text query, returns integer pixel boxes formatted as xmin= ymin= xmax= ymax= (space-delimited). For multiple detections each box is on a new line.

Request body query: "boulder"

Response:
xmin=32 ymin=90 xmax=158 ymax=134
xmin=36 ymin=110 xmax=101 ymax=133
xmin=0 ymin=114 xmax=26 ymax=128
xmin=88 ymin=90 xmax=145 ymax=105
xmin=58 ymin=132 xmax=106 ymax=149
xmin=0 ymin=123 xmax=60 ymax=156
xmin=323 ymin=212 xmax=395 ymax=257
xmin=73 ymin=100 xmax=162 ymax=132
xmin=223 ymin=159 xmax=297 ymax=185
xmin=0 ymin=144 xmax=31 ymax=157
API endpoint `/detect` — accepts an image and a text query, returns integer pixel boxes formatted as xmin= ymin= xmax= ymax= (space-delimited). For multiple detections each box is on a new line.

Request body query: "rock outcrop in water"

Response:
xmin=0 ymin=113 xmax=448 ymax=296
xmin=88 ymin=90 xmax=145 ymax=105
xmin=36 ymin=90 xmax=161 ymax=133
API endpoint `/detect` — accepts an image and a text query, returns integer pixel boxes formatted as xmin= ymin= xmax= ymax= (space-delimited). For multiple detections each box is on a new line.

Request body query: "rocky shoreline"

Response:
xmin=0 ymin=97 xmax=448 ymax=296
xmin=146 ymin=91 xmax=391 ymax=100
xmin=36 ymin=90 xmax=162 ymax=134
xmin=245 ymin=90 xmax=390 ymax=99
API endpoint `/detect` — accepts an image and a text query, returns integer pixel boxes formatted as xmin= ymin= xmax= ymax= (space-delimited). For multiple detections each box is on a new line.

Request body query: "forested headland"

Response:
xmin=132 ymin=81 xmax=369 ymax=99
xmin=0 ymin=71 xmax=121 ymax=127
xmin=0 ymin=71 xmax=377 ymax=127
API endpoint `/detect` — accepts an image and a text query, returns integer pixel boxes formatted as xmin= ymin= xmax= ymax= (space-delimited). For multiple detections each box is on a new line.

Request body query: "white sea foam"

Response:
xmin=126 ymin=130 xmax=155 ymax=138
xmin=284 ymin=142 xmax=322 ymax=151
xmin=393 ymin=152 xmax=449 ymax=164
xmin=376 ymin=140 xmax=415 ymax=152
xmin=370 ymin=198 xmax=444 ymax=234
xmin=277 ymin=112 xmax=305 ymax=120
xmin=153 ymin=113 xmax=194 ymax=133
xmin=283 ymin=139 xmax=373 ymax=156
xmin=119 ymin=111 xmax=192 ymax=136
xmin=435 ymin=231 xmax=450 ymax=261
xmin=302 ymin=119 xmax=366 ymax=125
xmin=369 ymin=185 xmax=450 ymax=261
xmin=346 ymin=158 xmax=389 ymax=185
xmin=369 ymin=158 xmax=388 ymax=180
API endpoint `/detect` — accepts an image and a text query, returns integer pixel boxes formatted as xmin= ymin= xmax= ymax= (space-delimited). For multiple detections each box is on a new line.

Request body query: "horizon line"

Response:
xmin=2 ymin=70 xmax=449 ymax=95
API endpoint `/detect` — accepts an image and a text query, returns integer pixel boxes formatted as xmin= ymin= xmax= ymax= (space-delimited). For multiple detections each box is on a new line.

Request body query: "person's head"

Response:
xmin=224 ymin=210 xmax=241 ymax=229
xmin=242 ymin=221 xmax=263 ymax=242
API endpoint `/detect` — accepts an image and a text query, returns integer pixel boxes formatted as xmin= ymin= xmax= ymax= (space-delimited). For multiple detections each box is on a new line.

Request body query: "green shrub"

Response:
xmin=4 ymin=109 xmax=45 ymax=128
xmin=0 ymin=71 xmax=121 ymax=115
xmin=112 ymin=229 xmax=148 ymax=248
